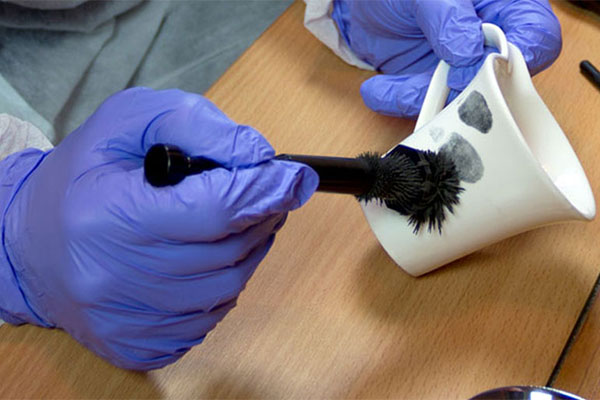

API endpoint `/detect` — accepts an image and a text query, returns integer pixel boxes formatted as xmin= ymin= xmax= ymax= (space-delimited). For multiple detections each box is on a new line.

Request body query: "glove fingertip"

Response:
xmin=434 ymin=23 xmax=485 ymax=67
xmin=414 ymin=1 xmax=484 ymax=67
xmin=360 ymin=75 xmax=428 ymax=119
xmin=259 ymin=161 xmax=318 ymax=213
xmin=227 ymin=124 xmax=275 ymax=168
xmin=508 ymin=31 xmax=561 ymax=75
xmin=281 ymin=162 xmax=319 ymax=210
xmin=496 ymin=0 xmax=562 ymax=75
xmin=446 ymin=89 xmax=460 ymax=105
xmin=448 ymin=45 xmax=503 ymax=91
xmin=447 ymin=63 xmax=481 ymax=92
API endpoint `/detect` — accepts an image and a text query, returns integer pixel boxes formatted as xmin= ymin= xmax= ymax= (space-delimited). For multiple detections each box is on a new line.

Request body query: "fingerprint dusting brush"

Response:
xmin=144 ymin=143 xmax=463 ymax=234
xmin=356 ymin=147 xmax=462 ymax=234
xmin=381 ymin=147 xmax=463 ymax=234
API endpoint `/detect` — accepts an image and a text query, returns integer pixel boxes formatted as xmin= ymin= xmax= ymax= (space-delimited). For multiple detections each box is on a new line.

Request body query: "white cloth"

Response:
xmin=0 ymin=114 xmax=53 ymax=158
xmin=303 ymin=0 xmax=372 ymax=70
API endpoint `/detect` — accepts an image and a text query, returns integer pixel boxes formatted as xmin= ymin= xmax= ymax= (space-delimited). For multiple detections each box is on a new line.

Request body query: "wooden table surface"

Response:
xmin=1 ymin=1 xmax=600 ymax=399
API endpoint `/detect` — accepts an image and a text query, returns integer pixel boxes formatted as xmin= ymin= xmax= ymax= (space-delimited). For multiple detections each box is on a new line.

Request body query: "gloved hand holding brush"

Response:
xmin=331 ymin=0 xmax=562 ymax=118
xmin=0 ymin=87 xmax=318 ymax=370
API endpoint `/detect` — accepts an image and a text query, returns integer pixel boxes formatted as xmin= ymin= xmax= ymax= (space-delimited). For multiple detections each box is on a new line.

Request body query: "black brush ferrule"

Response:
xmin=275 ymin=154 xmax=374 ymax=195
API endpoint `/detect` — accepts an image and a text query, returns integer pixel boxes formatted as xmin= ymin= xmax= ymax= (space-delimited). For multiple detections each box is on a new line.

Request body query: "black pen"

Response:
xmin=580 ymin=60 xmax=600 ymax=90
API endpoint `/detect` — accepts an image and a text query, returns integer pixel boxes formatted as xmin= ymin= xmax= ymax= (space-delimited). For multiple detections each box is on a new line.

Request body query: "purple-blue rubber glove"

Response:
xmin=0 ymin=87 xmax=318 ymax=370
xmin=332 ymin=0 xmax=562 ymax=118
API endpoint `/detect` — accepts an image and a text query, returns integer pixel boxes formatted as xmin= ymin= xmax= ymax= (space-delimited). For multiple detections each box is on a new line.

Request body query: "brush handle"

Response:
xmin=274 ymin=154 xmax=371 ymax=195
xmin=144 ymin=144 xmax=373 ymax=195
xmin=569 ymin=0 xmax=600 ymax=15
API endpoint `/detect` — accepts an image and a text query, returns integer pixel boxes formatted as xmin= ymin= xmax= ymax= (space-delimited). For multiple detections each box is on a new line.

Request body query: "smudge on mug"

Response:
xmin=440 ymin=133 xmax=484 ymax=183
xmin=458 ymin=91 xmax=492 ymax=134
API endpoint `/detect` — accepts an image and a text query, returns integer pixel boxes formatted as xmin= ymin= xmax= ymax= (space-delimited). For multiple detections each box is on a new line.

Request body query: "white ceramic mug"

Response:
xmin=361 ymin=23 xmax=596 ymax=276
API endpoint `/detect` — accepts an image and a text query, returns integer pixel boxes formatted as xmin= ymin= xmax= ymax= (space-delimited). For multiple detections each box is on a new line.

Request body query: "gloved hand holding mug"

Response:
xmin=0 ymin=87 xmax=318 ymax=370
xmin=332 ymin=0 xmax=562 ymax=118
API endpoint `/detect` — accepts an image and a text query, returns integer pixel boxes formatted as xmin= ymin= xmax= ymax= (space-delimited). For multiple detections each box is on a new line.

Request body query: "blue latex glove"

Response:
xmin=332 ymin=0 xmax=562 ymax=118
xmin=0 ymin=87 xmax=318 ymax=370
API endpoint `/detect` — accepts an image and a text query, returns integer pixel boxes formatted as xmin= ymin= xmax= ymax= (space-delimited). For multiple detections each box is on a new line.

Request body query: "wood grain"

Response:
xmin=545 ymin=3 xmax=600 ymax=398
xmin=553 ymin=280 xmax=600 ymax=400
xmin=1 ymin=1 xmax=599 ymax=399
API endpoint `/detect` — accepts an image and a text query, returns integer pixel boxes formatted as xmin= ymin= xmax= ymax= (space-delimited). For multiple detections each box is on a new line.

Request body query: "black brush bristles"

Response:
xmin=356 ymin=152 xmax=422 ymax=205
xmin=358 ymin=149 xmax=463 ymax=234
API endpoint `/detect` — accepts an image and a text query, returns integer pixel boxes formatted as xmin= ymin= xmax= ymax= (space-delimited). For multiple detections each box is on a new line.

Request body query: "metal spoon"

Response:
xmin=470 ymin=386 xmax=585 ymax=400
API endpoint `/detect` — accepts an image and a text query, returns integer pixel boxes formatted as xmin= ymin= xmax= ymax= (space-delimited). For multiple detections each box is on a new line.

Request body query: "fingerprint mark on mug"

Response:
xmin=458 ymin=91 xmax=492 ymax=133
xmin=429 ymin=127 xmax=445 ymax=142
xmin=440 ymin=133 xmax=484 ymax=183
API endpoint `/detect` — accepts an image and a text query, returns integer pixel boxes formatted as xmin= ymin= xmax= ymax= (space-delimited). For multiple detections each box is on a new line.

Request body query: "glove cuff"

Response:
xmin=0 ymin=148 xmax=52 ymax=327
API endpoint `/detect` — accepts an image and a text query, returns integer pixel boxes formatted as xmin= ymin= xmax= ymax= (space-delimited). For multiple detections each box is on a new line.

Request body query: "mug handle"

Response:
xmin=414 ymin=23 xmax=511 ymax=130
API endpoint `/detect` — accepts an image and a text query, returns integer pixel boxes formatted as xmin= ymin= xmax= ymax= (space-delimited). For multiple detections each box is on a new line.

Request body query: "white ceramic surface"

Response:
xmin=362 ymin=23 xmax=596 ymax=277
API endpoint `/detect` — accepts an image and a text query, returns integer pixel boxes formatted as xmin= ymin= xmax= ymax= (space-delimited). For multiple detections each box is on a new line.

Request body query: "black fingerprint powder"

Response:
xmin=459 ymin=91 xmax=493 ymax=133
xmin=439 ymin=133 xmax=484 ymax=184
